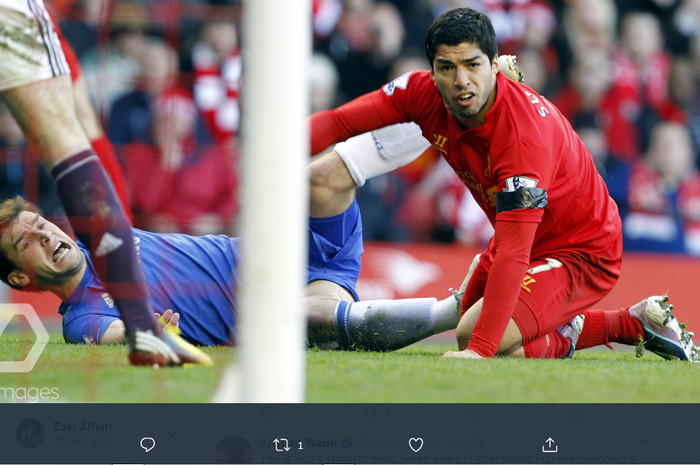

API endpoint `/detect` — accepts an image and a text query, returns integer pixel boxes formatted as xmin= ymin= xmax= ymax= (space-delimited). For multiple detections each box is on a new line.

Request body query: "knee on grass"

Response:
xmin=455 ymin=324 xmax=472 ymax=351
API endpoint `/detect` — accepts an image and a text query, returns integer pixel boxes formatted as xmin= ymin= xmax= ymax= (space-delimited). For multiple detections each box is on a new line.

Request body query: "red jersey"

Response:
xmin=311 ymin=70 xmax=622 ymax=356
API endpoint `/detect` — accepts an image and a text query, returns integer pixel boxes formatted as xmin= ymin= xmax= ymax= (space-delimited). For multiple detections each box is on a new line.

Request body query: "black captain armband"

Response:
xmin=496 ymin=187 xmax=548 ymax=213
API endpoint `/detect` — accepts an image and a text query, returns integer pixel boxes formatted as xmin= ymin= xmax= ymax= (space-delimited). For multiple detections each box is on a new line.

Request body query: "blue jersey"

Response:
xmin=59 ymin=200 xmax=364 ymax=346
xmin=60 ymin=229 xmax=239 ymax=346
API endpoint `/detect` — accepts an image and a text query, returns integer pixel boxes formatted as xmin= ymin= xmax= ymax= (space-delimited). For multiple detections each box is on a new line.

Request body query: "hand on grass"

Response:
xmin=155 ymin=309 xmax=181 ymax=329
xmin=443 ymin=349 xmax=484 ymax=359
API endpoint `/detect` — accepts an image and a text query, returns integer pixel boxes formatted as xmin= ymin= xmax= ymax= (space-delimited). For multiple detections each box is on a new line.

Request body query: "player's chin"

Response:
xmin=455 ymin=107 xmax=477 ymax=120
xmin=41 ymin=259 xmax=83 ymax=286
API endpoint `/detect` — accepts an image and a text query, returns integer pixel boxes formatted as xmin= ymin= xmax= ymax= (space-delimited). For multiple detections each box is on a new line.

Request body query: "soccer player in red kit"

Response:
xmin=311 ymin=8 xmax=698 ymax=361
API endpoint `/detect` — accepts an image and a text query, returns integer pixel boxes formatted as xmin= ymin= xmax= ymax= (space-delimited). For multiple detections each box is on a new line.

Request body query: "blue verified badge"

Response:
xmin=383 ymin=71 xmax=412 ymax=96
xmin=505 ymin=175 xmax=538 ymax=192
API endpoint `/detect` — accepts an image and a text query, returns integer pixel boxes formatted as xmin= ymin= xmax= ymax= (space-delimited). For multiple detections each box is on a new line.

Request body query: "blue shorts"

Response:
xmin=307 ymin=200 xmax=363 ymax=301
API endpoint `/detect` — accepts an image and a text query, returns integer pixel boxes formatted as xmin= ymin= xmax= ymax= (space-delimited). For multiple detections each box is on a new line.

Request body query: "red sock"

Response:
xmin=523 ymin=331 xmax=570 ymax=359
xmin=576 ymin=308 xmax=644 ymax=350
xmin=605 ymin=307 xmax=644 ymax=345
xmin=91 ymin=135 xmax=133 ymax=223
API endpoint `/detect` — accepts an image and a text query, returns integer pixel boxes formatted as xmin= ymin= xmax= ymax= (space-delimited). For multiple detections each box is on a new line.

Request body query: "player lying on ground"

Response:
xmin=0 ymin=0 xmax=202 ymax=366
xmin=310 ymin=8 xmax=699 ymax=361
xmin=0 ymin=195 xmax=461 ymax=350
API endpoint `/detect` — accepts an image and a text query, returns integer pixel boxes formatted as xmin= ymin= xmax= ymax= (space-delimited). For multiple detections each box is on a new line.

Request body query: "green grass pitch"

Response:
xmin=1 ymin=332 xmax=699 ymax=403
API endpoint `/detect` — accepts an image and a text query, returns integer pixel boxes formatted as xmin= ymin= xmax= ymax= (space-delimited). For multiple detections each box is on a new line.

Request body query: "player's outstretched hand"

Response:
xmin=443 ymin=349 xmax=484 ymax=359
xmin=155 ymin=309 xmax=181 ymax=329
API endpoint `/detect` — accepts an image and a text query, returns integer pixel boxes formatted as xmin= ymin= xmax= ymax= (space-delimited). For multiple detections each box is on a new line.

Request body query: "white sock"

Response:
xmin=333 ymin=296 xmax=459 ymax=351
xmin=431 ymin=295 xmax=460 ymax=333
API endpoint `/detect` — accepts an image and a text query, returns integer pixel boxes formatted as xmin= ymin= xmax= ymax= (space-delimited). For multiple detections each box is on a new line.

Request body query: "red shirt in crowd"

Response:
xmin=124 ymin=144 xmax=238 ymax=233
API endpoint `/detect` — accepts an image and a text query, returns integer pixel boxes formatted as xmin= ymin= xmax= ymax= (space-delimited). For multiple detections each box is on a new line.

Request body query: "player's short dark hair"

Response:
xmin=424 ymin=8 xmax=498 ymax=69
xmin=0 ymin=196 xmax=37 ymax=289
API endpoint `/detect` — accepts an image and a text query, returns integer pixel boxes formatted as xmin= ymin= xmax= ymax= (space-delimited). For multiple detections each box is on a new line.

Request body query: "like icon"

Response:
xmin=409 ymin=437 xmax=424 ymax=452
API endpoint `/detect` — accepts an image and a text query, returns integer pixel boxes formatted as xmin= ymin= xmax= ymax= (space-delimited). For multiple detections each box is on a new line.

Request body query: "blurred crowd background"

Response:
xmin=4 ymin=0 xmax=700 ymax=256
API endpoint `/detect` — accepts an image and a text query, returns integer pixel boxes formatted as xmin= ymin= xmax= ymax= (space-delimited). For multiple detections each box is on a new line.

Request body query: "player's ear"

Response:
xmin=8 ymin=271 xmax=30 ymax=288
xmin=493 ymin=54 xmax=500 ymax=76
xmin=430 ymin=68 xmax=436 ymax=85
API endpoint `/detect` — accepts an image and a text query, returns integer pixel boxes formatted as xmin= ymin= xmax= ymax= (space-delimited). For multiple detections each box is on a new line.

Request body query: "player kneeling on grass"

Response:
xmin=314 ymin=116 xmax=700 ymax=362
xmin=310 ymin=7 xmax=700 ymax=362
xmin=0 ymin=196 xmax=461 ymax=351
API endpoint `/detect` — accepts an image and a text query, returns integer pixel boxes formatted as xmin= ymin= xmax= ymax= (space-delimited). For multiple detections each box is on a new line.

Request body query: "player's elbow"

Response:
xmin=99 ymin=320 xmax=126 ymax=344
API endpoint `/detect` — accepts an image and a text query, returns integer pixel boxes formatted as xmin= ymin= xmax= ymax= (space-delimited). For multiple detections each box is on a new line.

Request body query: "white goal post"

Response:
xmin=212 ymin=0 xmax=311 ymax=403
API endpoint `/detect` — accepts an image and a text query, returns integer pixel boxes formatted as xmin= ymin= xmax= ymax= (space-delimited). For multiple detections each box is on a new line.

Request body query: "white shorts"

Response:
xmin=0 ymin=0 xmax=69 ymax=91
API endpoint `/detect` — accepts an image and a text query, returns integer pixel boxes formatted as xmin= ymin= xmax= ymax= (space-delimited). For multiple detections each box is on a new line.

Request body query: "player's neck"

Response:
xmin=48 ymin=259 xmax=88 ymax=301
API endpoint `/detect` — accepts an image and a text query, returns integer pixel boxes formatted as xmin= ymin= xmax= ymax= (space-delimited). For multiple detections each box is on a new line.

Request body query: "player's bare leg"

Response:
xmin=445 ymin=297 xmax=584 ymax=359
xmin=306 ymin=151 xmax=358 ymax=348
xmin=309 ymin=151 xmax=357 ymax=218
xmin=307 ymin=151 xmax=461 ymax=351
xmin=305 ymin=279 xmax=355 ymax=349
xmin=446 ymin=298 xmax=524 ymax=357
xmin=72 ymin=75 xmax=102 ymax=142
xmin=1 ymin=75 xmax=90 ymax=165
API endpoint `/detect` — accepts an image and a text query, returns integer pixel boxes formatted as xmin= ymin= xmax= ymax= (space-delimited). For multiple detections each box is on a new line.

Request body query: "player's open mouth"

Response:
xmin=456 ymin=92 xmax=475 ymax=105
xmin=53 ymin=241 xmax=71 ymax=264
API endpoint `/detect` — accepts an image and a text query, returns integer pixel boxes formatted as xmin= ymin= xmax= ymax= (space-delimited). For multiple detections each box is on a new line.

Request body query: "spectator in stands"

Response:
xmin=518 ymin=0 xmax=559 ymax=94
xmin=323 ymin=1 xmax=406 ymax=102
xmin=310 ymin=53 xmax=340 ymax=113
xmin=556 ymin=0 xmax=617 ymax=81
xmin=80 ymin=4 xmax=153 ymax=114
xmin=108 ymin=40 xmax=183 ymax=149
xmin=400 ymin=0 xmax=484 ymax=51
xmin=665 ymin=0 xmax=700 ymax=55
xmin=611 ymin=11 xmax=674 ymax=159
xmin=667 ymin=56 xmax=700 ymax=160
xmin=123 ymin=90 xmax=238 ymax=236
xmin=573 ymin=112 xmax=630 ymax=215
xmin=480 ymin=0 xmax=535 ymax=56
xmin=191 ymin=20 xmax=241 ymax=144
xmin=313 ymin=0 xmax=343 ymax=42
xmin=552 ymin=47 xmax=613 ymax=121
xmin=560 ymin=0 xmax=617 ymax=56
xmin=512 ymin=47 xmax=547 ymax=95
xmin=623 ymin=121 xmax=700 ymax=255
